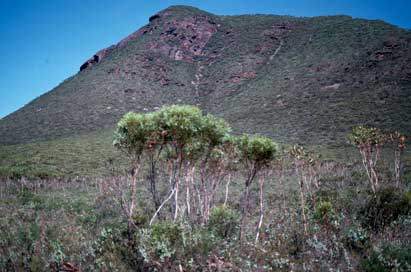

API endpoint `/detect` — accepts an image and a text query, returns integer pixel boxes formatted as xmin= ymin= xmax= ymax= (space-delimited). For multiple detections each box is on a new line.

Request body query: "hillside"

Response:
xmin=0 ymin=6 xmax=410 ymax=145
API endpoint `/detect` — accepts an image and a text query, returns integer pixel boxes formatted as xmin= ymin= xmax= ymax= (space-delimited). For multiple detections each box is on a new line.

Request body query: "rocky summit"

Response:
xmin=1 ymin=5 xmax=410 ymax=146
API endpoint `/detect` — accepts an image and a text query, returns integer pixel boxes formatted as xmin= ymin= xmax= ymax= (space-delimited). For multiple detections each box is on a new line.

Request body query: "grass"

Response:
xmin=1 ymin=129 xmax=410 ymax=179
xmin=0 ymin=130 xmax=128 ymax=178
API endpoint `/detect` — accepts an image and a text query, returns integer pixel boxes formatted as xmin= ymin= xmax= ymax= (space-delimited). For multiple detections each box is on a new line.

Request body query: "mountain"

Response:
xmin=1 ymin=5 xmax=410 ymax=147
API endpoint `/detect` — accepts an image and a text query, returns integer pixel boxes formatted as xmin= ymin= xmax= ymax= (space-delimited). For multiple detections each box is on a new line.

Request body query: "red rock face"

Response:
xmin=80 ymin=46 xmax=115 ymax=71
xmin=80 ymin=11 xmax=217 ymax=71
xmin=146 ymin=16 xmax=218 ymax=61
xmin=256 ymin=22 xmax=294 ymax=54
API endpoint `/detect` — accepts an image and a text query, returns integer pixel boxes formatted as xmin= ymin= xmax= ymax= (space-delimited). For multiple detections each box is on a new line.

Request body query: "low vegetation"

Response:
xmin=1 ymin=106 xmax=410 ymax=271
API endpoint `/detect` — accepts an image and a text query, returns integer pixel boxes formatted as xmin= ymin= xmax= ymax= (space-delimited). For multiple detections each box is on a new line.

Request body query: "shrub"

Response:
xmin=361 ymin=244 xmax=411 ymax=272
xmin=359 ymin=187 xmax=411 ymax=230
xmin=132 ymin=221 xmax=184 ymax=266
xmin=92 ymin=227 xmax=127 ymax=271
xmin=150 ymin=221 xmax=183 ymax=246
xmin=314 ymin=200 xmax=336 ymax=224
xmin=343 ymin=226 xmax=370 ymax=252
xmin=208 ymin=205 xmax=240 ymax=239
xmin=132 ymin=212 xmax=150 ymax=228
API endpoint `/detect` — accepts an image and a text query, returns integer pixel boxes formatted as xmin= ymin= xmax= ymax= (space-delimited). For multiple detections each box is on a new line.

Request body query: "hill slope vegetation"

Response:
xmin=0 ymin=5 xmax=410 ymax=147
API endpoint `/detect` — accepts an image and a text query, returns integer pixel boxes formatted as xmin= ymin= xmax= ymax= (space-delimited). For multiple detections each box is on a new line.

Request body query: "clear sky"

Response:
xmin=1 ymin=0 xmax=410 ymax=119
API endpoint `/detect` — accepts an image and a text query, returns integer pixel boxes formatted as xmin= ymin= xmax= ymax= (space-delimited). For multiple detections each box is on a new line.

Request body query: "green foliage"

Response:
xmin=113 ymin=112 xmax=157 ymax=158
xmin=343 ymin=226 xmax=370 ymax=251
xmin=236 ymin=134 xmax=278 ymax=169
xmin=92 ymin=227 xmax=127 ymax=271
xmin=132 ymin=221 xmax=184 ymax=265
xmin=0 ymin=130 xmax=128 ymax=178
xmin=347 ymin=126 xmax=386 ymax=147
xmin=150 ymin=221 xmax=183 ymax=246
xmin=113 ymin=105 xmax=232 ymax=164
xmin=50 ymin=240 xmax=66 ymax=268
xmin=208 ymin=205 xmax=240 ymax=239
xmin=359 ymin=187 xmax=411 ymax=230
xmin=361 ymin=244 xmax=411 ymax=272
xmin=198 ymin=113 xmax=232 ymax=147
xmin=313 ymin=200 xmax=335 ymax=223
xmin=155 ymin=105 xmax=203 ymax=148
xmin=132 ymin=212 xmax=150 ymax=228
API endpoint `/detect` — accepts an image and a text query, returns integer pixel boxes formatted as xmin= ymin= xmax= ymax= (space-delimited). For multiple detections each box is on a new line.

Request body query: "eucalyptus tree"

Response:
xmin=195 ymin=114 xmax=232 ymax=223
xmin=236 ymin=134 xmax=278 ymax=242
xmin=149 ymin=105 xmax=204 ymax=223
xmin=113 ymin=112 xmax=157 ymax=234
xmin=289 ymin=145 xmax=317 ymax=237
xmin=220 ymin=136 xmax=240 ymax=207
xmin=387 ymin=132 xmax=406 ymax=187
xmin=348 ymin=126 xmax=386 ymax=194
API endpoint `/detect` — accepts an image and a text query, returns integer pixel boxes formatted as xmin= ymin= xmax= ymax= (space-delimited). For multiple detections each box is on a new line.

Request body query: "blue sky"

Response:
xmin=1 ymin=0 xmax=410 ymax=119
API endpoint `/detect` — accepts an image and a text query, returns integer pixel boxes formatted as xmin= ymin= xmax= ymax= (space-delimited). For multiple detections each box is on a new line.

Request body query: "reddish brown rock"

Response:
xmin=80 ymin=46 xmax=115 ymax=71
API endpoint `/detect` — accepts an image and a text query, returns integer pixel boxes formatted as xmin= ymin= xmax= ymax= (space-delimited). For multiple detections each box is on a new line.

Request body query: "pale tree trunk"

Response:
xmin=150 ymin=163 xmax=177 ymax=225
xmin=370 ymin=146 xmax=380 ymax=189
xmin=173 ymin=152 xmax=185 ymax=222
xmin=201 ymin=180 xmax=208 ymax=224
xmin=174 ymin=178 xmax=180 ymax=221
xmin=295 ymin=161 xmax=309 ymax=272
xmin=299 ymin=177 xmax=308 ymax=236
xmin=394 ymin=148 xmax=402 ymax=187
xmin=239 ymin=183 xmax=250 ymax=242
xmin=295 ymin=160 xmax=308 ymax=237
xmin=206 ymin=166 xmax=225 ymax=221
xmin=148 ymin=153 xmax=161 ymax=212
xmin=150 ymin=188 xmax=176 ymax=225
xmin=360 ymin=148 xmax=377 ymax=195
xmin=239 ymin=164 xmax=256 ymax=242
xmin=186 ymin=172 xmax=191 ymax=218
xmin=185 ymin=166 xmax=195 ymax=219
xmin=127 ymin=161 xmax=141 ymax=237
xmin=255 ymin=175 xmax=265 ymax=243
xmin=224 ymin=173 xmax=231 ymax=206
xmin=194 ymin=181 xmax=203 ymax=221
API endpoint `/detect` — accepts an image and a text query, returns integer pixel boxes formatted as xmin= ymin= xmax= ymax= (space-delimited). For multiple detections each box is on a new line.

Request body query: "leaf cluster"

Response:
xmin=347 ymin=126 xmax=386 ymax=147
xmin=235 ymin=134 xmax=278 ymax=169
xmin=113 ymin=105 xmax=231 ymax=160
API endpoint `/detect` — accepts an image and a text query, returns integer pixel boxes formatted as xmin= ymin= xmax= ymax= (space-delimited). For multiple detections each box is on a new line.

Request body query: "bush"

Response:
xmin=131 ymin=221 xmax=185 ymax=268
xmin=343 ymin=226 xmax=370 ymax=252
xmin=132 ymin=212 xmax=150 ymax=228
xmin=208 ymin=205 xmax=240 ymax=239
xmin=361 ymin=244 xmax=411 ymax=272
xmin=92 ymin=227 xmax=128 ymax=271
xmin=314 ymin=201 xmax=336 ymax=224
xmin=150 ymin=221 xmax=183 ymax=247
xmin=359 ymin=187 xmax=411 ymax=230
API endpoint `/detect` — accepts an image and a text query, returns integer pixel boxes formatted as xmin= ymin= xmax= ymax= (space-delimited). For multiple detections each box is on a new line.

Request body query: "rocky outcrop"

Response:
xmin=79 ymin=46 xmax=115 ymax=71
xmin=147 ymin=16 xmax=218 ymax=62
